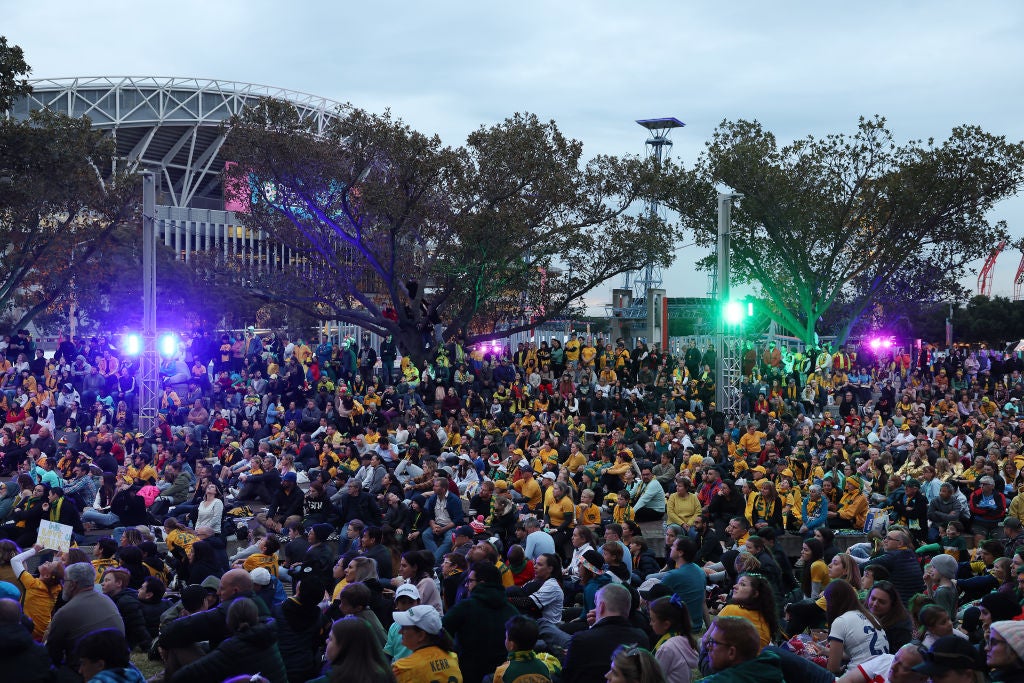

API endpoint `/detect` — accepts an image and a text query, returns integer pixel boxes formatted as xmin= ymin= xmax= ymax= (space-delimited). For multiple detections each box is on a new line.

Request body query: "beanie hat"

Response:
xmin=928 ymin=554 xmax=958 ymax=580
xmin=311 ymin=523 xmax=334 ymax=543
xmin=991 ymin=620 xmax=1024 ymax=661
xmin=981 ymin=593 xmax=1023 ymax=623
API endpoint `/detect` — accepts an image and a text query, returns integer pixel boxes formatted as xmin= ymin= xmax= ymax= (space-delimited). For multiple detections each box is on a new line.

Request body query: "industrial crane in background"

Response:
xmin=978 ymin=240 xmax=1007 ymax=297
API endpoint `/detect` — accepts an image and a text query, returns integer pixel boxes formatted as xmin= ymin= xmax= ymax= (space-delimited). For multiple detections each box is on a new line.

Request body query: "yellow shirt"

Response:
xmin=515 ymin=478 xmax=543 ymax=510
xmin=243 ymin=552 xmax=280 ymax=577
xmin=546 ymin=495 xmax=575 ymax=528
xmin=18 ymin=570 xmax=60 ymax=641
xmin=719 ymin=604 xmax=771 ymax=649
xmin=565 ymin=451 xmax=587 ymax=474
xmin=393 ymin=646 xmax=463 ymax=683
xmin=575 ymin=503 xmax=602 ymax=528
xmin=92 ymin=557 xmax=119 ymax=584
xmin=165 ymin=528 xmax=197 ymax=556
xmin=564 ymin=340 xmax=581 ymax=362
xmin=667 ymin=492 xmax=702 ymax=527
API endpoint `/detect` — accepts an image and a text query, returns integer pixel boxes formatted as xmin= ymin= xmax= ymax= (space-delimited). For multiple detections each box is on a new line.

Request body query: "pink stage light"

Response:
xmin=869 ymin=338 xmax=882 ymax=350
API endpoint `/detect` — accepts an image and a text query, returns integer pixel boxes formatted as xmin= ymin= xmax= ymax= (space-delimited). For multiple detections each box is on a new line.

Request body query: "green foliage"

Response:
xmin=0 ymin=36 xmax=31 ymax=112
xmin=948 ymin=296 xmax=1024 ymax=345
xmin=222 ymin=100 xmax=681 ymax=362
xmin=668 ymin=116 xmax=1024 ymax=346
xmin=0 ymin=36 xmax=140 ymax=332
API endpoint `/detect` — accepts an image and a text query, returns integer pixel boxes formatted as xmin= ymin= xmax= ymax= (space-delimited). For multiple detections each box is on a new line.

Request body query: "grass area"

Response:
xmin=131 ymin=652 xmax=164 ymax=681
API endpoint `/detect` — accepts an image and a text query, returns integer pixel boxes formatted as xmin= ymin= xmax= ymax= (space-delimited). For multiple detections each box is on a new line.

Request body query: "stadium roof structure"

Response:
xmin=9 ymin=76 xmax=346 ymax=209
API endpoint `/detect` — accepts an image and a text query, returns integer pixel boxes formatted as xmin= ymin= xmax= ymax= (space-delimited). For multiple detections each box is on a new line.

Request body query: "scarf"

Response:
xmin=654 ymin=631 xmax=679 ymax=653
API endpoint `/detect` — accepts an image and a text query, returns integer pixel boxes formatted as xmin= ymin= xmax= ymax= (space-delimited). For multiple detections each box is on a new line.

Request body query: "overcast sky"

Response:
xmin=6 ymin=0 xmax=1024 ymax=313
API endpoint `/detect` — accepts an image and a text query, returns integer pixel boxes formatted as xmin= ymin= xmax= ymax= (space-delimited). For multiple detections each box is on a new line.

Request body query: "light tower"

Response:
xmin=611 ymin=118 xmax=683 ymax=345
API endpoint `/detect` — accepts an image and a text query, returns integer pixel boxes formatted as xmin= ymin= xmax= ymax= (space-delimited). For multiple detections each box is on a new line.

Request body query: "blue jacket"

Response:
xmin=802 ymin=496 xmax=829 ymax=530
xmin=424 ymin=490 xmax=464 ymax=527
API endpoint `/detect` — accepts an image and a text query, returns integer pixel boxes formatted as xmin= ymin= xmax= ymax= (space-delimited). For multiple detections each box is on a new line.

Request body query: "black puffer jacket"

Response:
xmin=0 ymin=621 xmax=54 ymax=682
xmin=170 ymin=619 xmax=288 ymax=683
xmin=272 ymin=600 xmax=329 ymax=683
xmin=866 ymin=549 xmax=925 ymax=603
xmin=111 ymin=588 xmax=151 ymax=649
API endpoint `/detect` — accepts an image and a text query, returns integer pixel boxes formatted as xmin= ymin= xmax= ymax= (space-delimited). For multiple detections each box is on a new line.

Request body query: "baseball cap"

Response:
xmin=541 ymin=472 xmax=557 ymax=481
xmin=282 ymin=471 xmax=297 ymax=482
xmin=913 ymin=636 xmax=986 ymax=676
xmin=395 ymin=583 xmax=421 ymax=601
xmin=250 ymin=567 xmax=272 ymax=586
xmin=453 ymin=525 xmax=474 ymax=539
xmin=200 ymin=576 xmax=221 ymax=592
xmin=393 ymin=604 xmax=443 ymax=635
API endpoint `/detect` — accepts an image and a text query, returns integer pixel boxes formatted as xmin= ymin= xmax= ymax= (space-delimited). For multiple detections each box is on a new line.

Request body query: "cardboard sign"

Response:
xmin=37 ymin=520 xmax=73 ymax=553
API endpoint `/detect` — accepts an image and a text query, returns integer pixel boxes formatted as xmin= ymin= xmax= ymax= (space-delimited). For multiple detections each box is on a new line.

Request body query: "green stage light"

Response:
xmin=724 ymin=301 xmax=744 ymax=325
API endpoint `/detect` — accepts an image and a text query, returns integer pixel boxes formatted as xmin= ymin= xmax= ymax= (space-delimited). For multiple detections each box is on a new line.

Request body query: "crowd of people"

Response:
xmin=1 ymin=327 xmax=1024 ymax=683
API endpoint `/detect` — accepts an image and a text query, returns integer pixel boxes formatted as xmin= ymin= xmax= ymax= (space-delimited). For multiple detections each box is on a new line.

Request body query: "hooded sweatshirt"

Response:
xmin=442 ymin=582 xmax=521 ymax=683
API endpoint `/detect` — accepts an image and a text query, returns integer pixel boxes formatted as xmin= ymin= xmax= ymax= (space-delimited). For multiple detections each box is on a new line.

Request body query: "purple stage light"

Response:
xmin=123 ymin=334 xmax=142 ymax=356
xmin=882 ymin=339 xmax=893 ymax=348
xmin=869 ymin=338 xmax=882 ymax=350
xmin=159 ymin=333 xmax=178 ymax=357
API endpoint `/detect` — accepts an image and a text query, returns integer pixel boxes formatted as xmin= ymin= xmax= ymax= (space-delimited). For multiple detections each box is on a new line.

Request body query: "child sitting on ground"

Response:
xmin=493 ymin=614 xmax=552 ymax=683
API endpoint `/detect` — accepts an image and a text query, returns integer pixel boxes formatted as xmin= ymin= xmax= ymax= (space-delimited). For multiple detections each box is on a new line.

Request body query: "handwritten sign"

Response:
xmin=37 ymin=520 xmax=73 ymax=553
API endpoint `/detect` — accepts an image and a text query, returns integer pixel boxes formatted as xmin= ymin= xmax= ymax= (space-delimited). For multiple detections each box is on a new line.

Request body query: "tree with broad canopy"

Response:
xmin=220 ymin=99 xmax=681 ymax=364
xmin=667 ymin=116 xmax=1024 ymax=347
xmin=0 ymin=37 xmax=140 ymax=333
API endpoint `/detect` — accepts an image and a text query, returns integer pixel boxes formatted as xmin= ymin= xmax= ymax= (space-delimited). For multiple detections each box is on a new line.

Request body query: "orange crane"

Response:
xmin=1015 ymin=250 xmax=1024 ymax=301
xmin=978 ymin=240 xmax=1006 ymax=296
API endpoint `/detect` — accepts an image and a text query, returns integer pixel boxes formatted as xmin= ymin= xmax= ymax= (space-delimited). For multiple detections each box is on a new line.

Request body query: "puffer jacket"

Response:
xmin=866 ymin=549 xmax=925 ymax=603
xmin=170 ymin=619 xmax=288 ymax=683
xmin=0 ymin=621 xmax=53 ymax=682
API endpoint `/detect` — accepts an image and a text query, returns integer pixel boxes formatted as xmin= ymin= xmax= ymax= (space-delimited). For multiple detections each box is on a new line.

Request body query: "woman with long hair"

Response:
xmin=866 ymin=580 xmax=914 ymax=651
xmin=391 ymin=550 xmax=442 ymax=613
xmin=606 ymin=644 xmax=667 ymax=683
xmin=800 ymin=538 xmax=829 ymax=600
xmin=195 ymin=482 xmax=224 ymax=533
xmin=823 ymin=580 xmax=888 ymax=673
xmin=11 ymin=543 xmax=63 ymax=641
xmin=0 ymin=539 xmax=24 ymax=598
xmin=649 ymin=595 xmax=698 ymax=683
xmin=311 ymin=615 xmax=396 ymax=683
xmin=717 ymin=572 xmax=777 ymax=648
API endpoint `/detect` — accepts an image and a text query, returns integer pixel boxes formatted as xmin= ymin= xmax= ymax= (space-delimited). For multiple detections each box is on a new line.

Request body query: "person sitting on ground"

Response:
xmin=494 ymin=614 xmax=552 ymax=683
xmin=391 ymin=604 xmax=463 ymax=683
xmin=46 ymin=562 xmax=125 ymax=674
xmin=338 ymin=581 xmax=387 ymax=648
xmin=701 ymin=615 xmax=784 ymax=683
xmin=442 ymin=560 xmax=520 ymax=683
xmin=648 ymin=594 xmax=699 ymax=683
xmin=100 ymin=567 xmax=151 ymax=651
xmin=562 ymin=583 xmax=651 ymax=683
xmin=74 ymin=628 xmax=147 ymax=683
xmin=0 ymin=597 xmax=52 ymax=681
xmin=169 ymin=597 xmax=288 ymax=683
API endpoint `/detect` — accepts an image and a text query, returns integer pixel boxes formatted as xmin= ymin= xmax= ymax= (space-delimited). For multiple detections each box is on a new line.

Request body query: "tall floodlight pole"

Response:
xmin=138 ymin=172 xmax=159 ymax=436
xmin=715 ymin=193 xmax=742 ymax=414
xmin=628 ymin=118 xmax=685 ymax=304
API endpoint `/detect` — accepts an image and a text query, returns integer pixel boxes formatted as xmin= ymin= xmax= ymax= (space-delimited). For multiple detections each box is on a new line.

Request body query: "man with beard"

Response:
xmin=45 ymin=562 xmax=124 ymax=672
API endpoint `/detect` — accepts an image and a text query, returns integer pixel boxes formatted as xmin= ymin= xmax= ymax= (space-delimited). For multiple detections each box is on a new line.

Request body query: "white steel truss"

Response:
xmin=10 ymin=77 xmax=345 ymax=209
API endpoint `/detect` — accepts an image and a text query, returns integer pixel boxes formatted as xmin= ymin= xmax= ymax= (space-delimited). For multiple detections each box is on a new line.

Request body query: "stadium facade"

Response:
xmin=11 ymin=77 xmax=344 ymax=267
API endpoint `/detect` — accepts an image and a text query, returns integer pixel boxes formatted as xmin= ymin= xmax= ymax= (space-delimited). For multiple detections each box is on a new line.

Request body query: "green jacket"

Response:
xmin=494 ymin=650 xmax=551 ymax=683
xmin=705 ymin=649 xmax=785 ymax=683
